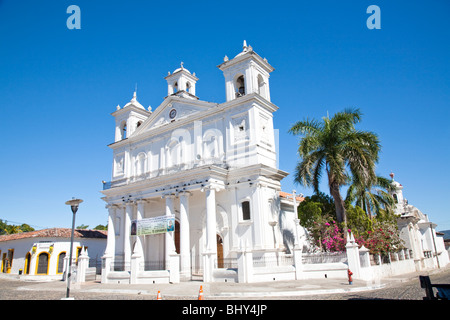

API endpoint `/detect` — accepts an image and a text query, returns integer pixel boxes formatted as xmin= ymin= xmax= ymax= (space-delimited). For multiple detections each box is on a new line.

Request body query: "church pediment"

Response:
xmin=131 ymin=96 xmax=216 ymax=137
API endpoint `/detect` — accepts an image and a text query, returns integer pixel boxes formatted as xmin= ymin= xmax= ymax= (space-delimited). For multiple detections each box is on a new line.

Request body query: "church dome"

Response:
xmin=172 ymin=62 xmax=190 ymax=74
xmin=123 ymin=91 xmax=145 ymax=110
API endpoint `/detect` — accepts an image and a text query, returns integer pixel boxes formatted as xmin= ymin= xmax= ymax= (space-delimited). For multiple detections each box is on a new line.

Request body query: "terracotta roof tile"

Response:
xmin=0 ymin=228 xmax=107 ymax=242
xmin=279 ymin=191 xmax=304 ymax=202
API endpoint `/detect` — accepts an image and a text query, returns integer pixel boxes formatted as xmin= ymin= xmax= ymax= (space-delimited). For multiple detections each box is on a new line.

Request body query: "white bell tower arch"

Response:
xmin=218 ymin=41 xmax=274 ymax=102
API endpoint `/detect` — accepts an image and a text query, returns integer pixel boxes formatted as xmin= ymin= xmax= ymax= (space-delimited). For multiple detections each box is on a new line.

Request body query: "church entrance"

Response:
xmin=175 ymin=221 xmax=180 ymax=254
xmin=217 ymin=234 xmax=224 ymax=268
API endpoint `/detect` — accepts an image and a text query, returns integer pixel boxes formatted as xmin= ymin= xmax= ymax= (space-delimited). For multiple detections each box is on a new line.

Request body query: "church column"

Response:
xmin=206 ymin=187 xmax=217 ymax=253
xmin=203 ymin=186 xmax=217 ymax=282
xmin=102 ymin=204 xmax=117 ymax=283
xmin=164 ymin=194 xmax=176 ymax=269
xmin=131 ymin=199 xmax=146 ymax=283
xmin=179 ymin=192 xmax=191 ymax=280
xmin=124 ymin=201 xmax=134 ymax=270
xmin=104 ymin=205 xmax=116 ymax=257
xmin=134 ymin=200 xmax=146 ymax=257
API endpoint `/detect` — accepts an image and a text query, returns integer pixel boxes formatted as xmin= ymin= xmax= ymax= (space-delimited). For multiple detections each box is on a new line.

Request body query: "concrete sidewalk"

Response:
xmin=5 ymin=265 xmax=448 ymax=300
xmin=14 ymin=276 xmax=387 ymax=299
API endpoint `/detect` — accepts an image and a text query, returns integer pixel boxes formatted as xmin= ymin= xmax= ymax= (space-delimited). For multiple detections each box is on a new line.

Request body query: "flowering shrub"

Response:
xmin=310 ymin=215 xmax=346 ymax=252
xmin=355 ymin=221 xmax=404 ymax=254
xmin=308 ymin=215 xmax=404 ymax=254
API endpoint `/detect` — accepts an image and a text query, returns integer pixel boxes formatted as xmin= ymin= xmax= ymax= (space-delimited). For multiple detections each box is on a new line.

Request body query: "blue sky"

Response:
xmin=0 ymin=0 xmax=449 ymax=231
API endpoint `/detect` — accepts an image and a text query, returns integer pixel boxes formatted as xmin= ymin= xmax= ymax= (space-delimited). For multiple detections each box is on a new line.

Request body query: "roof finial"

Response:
xmin=180 ymin=61 xmax=184 ymax=69
xmin=243 ymin=40 xmax=247 ymax=51
xmin=132 ymin=84 xmax=137 ymax=102
xmin=390 ymin=172 xmax=395 ymax=181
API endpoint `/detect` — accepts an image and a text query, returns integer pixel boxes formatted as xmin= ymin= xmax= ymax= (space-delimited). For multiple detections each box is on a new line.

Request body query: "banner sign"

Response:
xmin=131 ymin=215 xmax=175 ymax=236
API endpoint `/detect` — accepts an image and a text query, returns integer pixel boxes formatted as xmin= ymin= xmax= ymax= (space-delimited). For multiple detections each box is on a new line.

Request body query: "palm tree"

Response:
xmin=289 ymin=108 xmax=380 ymax=227
xmin=345 ymin=175 xmax=395 ymax=219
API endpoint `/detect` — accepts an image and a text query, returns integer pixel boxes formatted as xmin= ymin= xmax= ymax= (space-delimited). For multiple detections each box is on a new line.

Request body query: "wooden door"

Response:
xmin=175 ymin=221 xmax=180 ymax=254
xmin=216 ymin=234 xmax=224 ymax=268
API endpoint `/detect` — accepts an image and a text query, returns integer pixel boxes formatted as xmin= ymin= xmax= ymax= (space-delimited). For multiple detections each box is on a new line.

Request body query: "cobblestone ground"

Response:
xmin=0 ymin=267 xmax=449 ymax=300
xmin=298 ymin=266 xmax=450 ymax=300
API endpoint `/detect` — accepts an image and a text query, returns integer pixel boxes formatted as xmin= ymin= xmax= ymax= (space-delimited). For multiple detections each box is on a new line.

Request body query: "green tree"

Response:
xmin=346 ymin=204 xmax=373 ymax=236
xmin=298 ymin=201 xmax=322 ymax=229
xmin=297 ymin=192 xmax=336 ymax=229
xmin=76 ymin=224 xmax=89 ymax=230
xmin=0 ymin=220 xmax=8 ymax=235
xmin=93 ymin=224 xmax=108 ymax=230
xmin=346 ymin=175 xmax=395 ymax=219
xmin=289 ymin=108 xmax=380 ymax=228
xmin=20 ymin=224 xmax=35 ymax=233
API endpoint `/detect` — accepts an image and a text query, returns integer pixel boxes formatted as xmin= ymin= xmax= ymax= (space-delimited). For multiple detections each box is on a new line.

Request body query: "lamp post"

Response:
xmin=64 ymin=198 xmax=83 ymax=300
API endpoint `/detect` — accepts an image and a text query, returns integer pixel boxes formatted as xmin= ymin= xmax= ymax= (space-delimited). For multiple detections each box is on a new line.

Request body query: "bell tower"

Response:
xmin=218 ymin=41 xmax=274 ymax=102
xmin=165 ymin=62 xmax=199 ymax=99
xmin=112 ymin=91 xmax=151 ymax=142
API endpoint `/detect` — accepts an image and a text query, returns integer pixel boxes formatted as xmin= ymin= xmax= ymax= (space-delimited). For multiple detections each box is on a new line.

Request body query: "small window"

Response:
xmin=242 ymin=201 xmax=251 ymax=221
xmin=393 ymin=194 xmax=398 ymax=204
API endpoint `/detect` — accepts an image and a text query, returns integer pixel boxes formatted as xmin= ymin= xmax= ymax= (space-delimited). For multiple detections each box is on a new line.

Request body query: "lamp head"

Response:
xmin=65 ymin=198 xmax=83 ymax=214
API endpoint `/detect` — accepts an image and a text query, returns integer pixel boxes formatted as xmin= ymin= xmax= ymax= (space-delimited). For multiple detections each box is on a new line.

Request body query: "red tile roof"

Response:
xmin=0 ymin=228 xmax=107 ymax=242
xmin=279 ymin=191 xmax=305 ymax=202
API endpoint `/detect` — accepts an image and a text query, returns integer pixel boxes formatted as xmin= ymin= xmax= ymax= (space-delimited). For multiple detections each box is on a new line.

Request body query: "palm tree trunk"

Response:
xmin=329 ymin=182 xmax=347 ymax=227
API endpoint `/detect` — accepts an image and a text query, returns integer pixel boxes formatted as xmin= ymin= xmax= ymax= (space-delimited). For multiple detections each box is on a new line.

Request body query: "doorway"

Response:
xmin=24 ymin=252 xmax=31 ymax=274
xmin=36 ymin=252 xmax=49 ymax=275
xmin=216 ymin=234 xmax=224 ymax=268
xmin=175 ymin=221 xmax=180 ymax=254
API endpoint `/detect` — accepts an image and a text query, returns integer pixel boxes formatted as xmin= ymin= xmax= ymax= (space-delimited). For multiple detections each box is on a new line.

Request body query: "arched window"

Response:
xmin=173 ymin=81 xmax=178 ymax=93
xmin=257 ymin=74 xmax=266 ymax=97
xmin=186 ymin=82 xmax=191 ymax=93
xmin=166 ymin=138 xmax=182 ymax=168
xmin=36 ymin=252 xmax=49 ymax=275
xmin=241 ymin=200 xmax=251 ymax=221
xmin=393 ymin=194 xmax=398 ymax=203
xmin=235 ymin=75 xmax=245 ymax=97
xmin=136 ymin=121 xmax=143 ymax=128
xmin=57 ymin=252 xmax=66 ymax=274
xmin=120 ymin=121 xmax=127 ymax=140
xmin=136 ymin=153 xmax=146 ymax=176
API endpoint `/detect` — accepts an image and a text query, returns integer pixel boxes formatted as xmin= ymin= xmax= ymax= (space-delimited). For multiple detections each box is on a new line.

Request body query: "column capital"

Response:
xmin=178 ymin=191 xmax=192 ymax=197
xmin=200 ymin=184 xmax=222 ymax=193
xmin=135 ymin=198 xmax=149 ymax=205
xmin=162 ymin=193 xmax=176 ymax=199
xmin=125 ymin=201 xmax=136 ymax=208
xmin=106 ymin=203 xmax=122 ymax=209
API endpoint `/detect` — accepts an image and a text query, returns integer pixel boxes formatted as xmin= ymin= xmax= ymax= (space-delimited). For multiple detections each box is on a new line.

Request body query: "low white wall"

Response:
xmin=302 ymin=262 xmax=348 ymax=279
xmin=359 ymin=259 xmax=416 ymax=281
xmin=252 ymin=266 xmax=296 ymax=282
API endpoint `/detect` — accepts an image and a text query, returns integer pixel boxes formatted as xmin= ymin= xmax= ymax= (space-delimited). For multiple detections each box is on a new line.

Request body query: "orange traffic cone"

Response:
xmin=157 ymin=290 xmax=162 ymax=300
xmin=198 ymin=286 xmax=204 ymax=300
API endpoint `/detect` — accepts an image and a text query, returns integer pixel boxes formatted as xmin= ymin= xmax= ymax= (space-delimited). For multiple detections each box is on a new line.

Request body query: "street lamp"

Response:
xmin=64 ymin=198 xmax=83 ymax=300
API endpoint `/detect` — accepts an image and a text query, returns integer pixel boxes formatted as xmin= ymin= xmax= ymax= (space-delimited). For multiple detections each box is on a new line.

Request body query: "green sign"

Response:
xmin=131 ymin=215 xmax=175 ymax=236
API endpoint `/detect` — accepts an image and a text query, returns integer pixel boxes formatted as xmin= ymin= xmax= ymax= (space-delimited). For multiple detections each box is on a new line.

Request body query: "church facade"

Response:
xmin=390 ymin=173 xmax=449 ymax=270
xmin=100 ymin=42 xmax=304 ymax=284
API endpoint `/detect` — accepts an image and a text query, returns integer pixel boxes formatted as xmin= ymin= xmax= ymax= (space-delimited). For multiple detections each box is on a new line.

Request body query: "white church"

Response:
xmin=100 ymin=42 xmax=305 ymax=284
